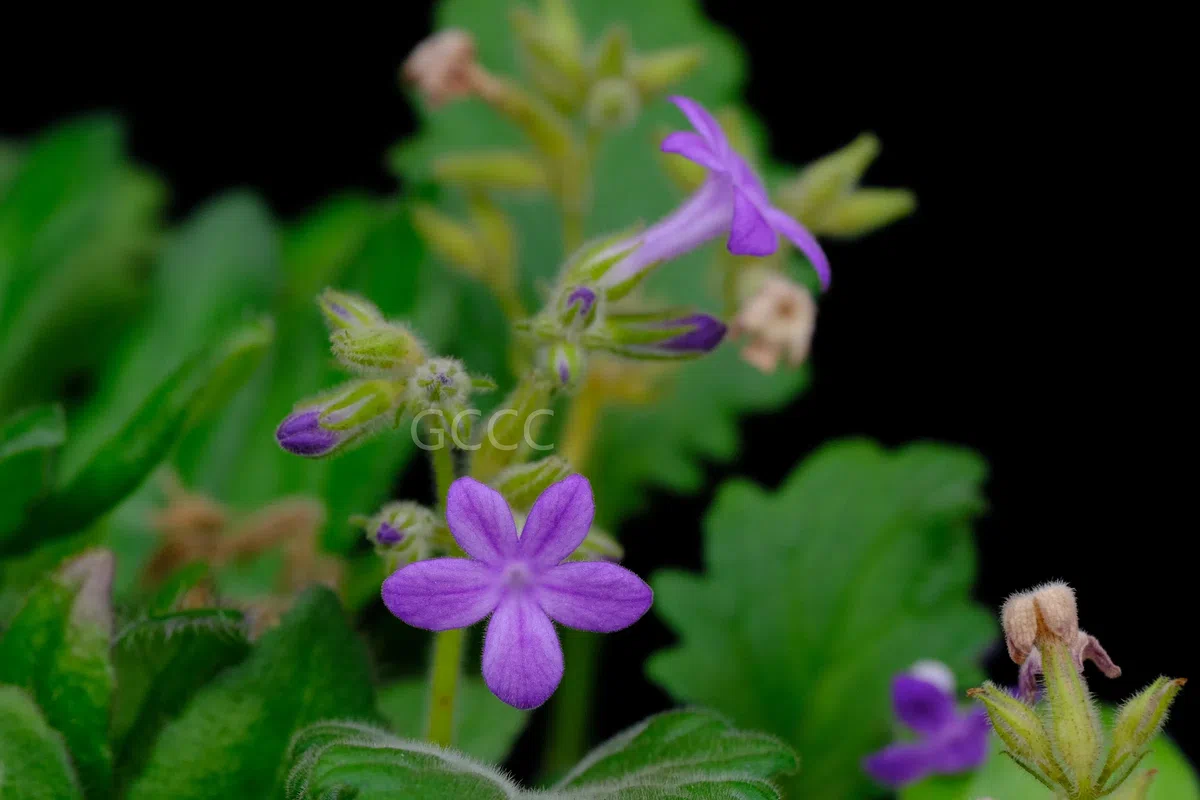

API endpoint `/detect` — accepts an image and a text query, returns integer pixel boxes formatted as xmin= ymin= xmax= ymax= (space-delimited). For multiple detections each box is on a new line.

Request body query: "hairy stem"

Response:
xmin=425 ymin=438 xmax=462 ymax=747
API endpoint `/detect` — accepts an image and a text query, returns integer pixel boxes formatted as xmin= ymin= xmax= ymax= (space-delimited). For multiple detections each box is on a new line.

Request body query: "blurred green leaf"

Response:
xmin=902 ymin=707 xmax=1200 ymax=800
xmin=0 ymin=140 xmax=22 ymax=195
xmin=0 ymin=550 xmax=115 ymax=798
xmin=110 ymin=609 xmax=250 ymax=792
xmin=379 ymin=677 xmax=528 ymax=764
xmin=0 ymin=117 xmax=163 ymax=414
xmin=0 ymin=685 xmax=84 ymax=800
xmin=392 ymin=0 xmax=806 ymax=524
xmin=2 ymin=317 xmax=273 ymax=555
xmin=0 ymin=404 xmax=65 ymax=538
xmin=124 ymin=587 xmax=378 ymax=799
xmin=648 ymin=440 xmax=997 ymax=799
xmin=285 ymin=709 xmax=797 ymax=798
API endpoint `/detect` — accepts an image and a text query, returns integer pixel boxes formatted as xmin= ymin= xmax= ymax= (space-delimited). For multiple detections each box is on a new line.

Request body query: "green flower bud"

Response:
xmin=411 ymin=203 xmax=487 ymax=276
xmin=548 ymin=340 xmax=586 ymax=389
xmin=585 ymin=78 xmax=642 ymax=132
xmin=1101 ymin=677 xmax=1186 ymax=791
xmin=815 ymin=188 xmax=917 ymax=239
xmin=631 ymin=46 xmax=705 ymax=97
xmin=591 ymin=25 xmax=632 ymax=80
xmin=330 ymin=323 xmax=426 ymax=376
xmin=510 ymin=4 xmax=587 ymax=111
xmin=318 ymin=380 xmax=404 ymax=432
xmin=353 ymin=501 xmax=445 ymax=569
xmin=432 ymin=151 xmax=549 ymax=192
xmin=968 ymin=683 xmax=1066 ymax=788
xmin=318 ymin=289 xmax=385 ymax=331
xmin=1039 ymin=635 xmax=1103 ymax=794
xmin=492 ymin=456 xmax=573 ymax=512
xmin=470 ymin=375 xmax=554 ymax=483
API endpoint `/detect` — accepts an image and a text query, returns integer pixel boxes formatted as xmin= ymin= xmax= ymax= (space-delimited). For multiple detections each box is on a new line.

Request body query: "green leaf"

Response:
xmin=124 ymin=587 xmax=378 ymax=799
xmin=392 ymin=0 xmax=808 ymax=524
xmin=648 ymin=440 xmax=997 ymax=799
xmin=0 ymin=405 xmax=65 ymax=538
xmin=0 ymin=316 xmax=274 ymax=556
xmin=379 ymin=677 xmax=528 ymax=764
xmin=552 ymin=708 xmax=799 ymax=798
xmin=284 ymin=709 xmax=798 ymax=799
xmin=110 ymin=609 xmax=250 ymax=791
xmin=0 ymin=139 xmax=21 ymax=195
xmin=284 ymin=721 xmax=517 ymax=800
xmin=0 ymin=550 xmax=115 ymax=798
xmin=902 ymin=709 xmax=1200 ymax=800
xmin=0 ymin=685 xmax=83 ymax=800
xmin=0 ymin=116 xmax=163 ymax=414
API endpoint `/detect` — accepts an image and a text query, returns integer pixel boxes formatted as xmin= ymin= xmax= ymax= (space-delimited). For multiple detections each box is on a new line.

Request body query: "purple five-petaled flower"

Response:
xmin=382 ymin=474 xmax=653 ymax=710
xmin=597 ymin=96 xmax=831 ymax=292
xmin=863 ymin=662 xmax=990 ymax=788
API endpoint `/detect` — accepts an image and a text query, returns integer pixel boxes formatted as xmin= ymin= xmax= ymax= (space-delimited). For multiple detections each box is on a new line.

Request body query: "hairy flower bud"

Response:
xmin=330 ymin=323 xmax=426 ymax=376
xmin=276 ymin=380 xmax=403 ymax=458
xmin=355 ymin=501 xmax=443 ymax=567
xmin=590 ymin=309 xmax=727 ymax=360
xmin=492 ymin=456 xmax=573 ymax=512
xmin=318 ymin=289 xmax=384 ymax=331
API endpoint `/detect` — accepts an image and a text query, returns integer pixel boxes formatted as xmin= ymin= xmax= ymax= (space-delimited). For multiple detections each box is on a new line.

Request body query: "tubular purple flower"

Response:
xmin=381 ymin=475 xmax=652 ymax=709
xmin=595 ymin=96 xmax=831 ymax=292
xmin=275 ymin=410 xmax=340 ymax=457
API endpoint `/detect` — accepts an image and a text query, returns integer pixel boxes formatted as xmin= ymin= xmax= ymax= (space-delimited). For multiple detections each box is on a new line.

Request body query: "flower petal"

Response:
xmin=766 ymin=207 xmax=831 ymax=290
xmin=381 ymin=558 xmax=500 ymax=631
xmin=661 ymin=131 xmax=724 ymax=171
xmin=537 ymin=561 xmax=652 ymax=632
xmin=927 ymin=708 xmax=990 ymax=774
xmin=862 ymin=741 xmax=938 ymax=788
xmin=668 ymin=95 xmax=729 ymax=158
xmin=482 ymin=593 xmax=563 ymax=709
xmin=446 ymin=476 xmax=518 ymax=565
xmin=730 ymin=152 xmax=769 ymax=205
xmin=893 ymin=675 xmax=956 ymax=736
xmin=728 ymin=187 xmax=778 ymax=256
xmin=518 ymin=474 xmax=595 ymax=568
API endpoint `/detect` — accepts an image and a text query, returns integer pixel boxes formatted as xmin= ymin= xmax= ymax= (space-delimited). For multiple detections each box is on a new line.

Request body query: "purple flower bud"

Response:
xmin=276 ymin=410 xmax=340 ymax=457
xmin=376 ymin=522 xmax=405 ymax=545
xmin=653 ymin=313 xmax=727 ymax=354
xmin=566 ymin=286 xmax=597 ymax=318
xmin=596 ymin=310 xmax=727 ymax=359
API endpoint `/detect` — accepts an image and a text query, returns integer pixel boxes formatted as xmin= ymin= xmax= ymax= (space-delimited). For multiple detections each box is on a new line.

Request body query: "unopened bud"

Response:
xmin=585 ymin=78 xmax=641 ymax=131
xmin=591 ymin=25 xmax=632 ymax=80
xmin=509 ymin=4 xmax=587 ymax=111
xmin=1108 ymin=677 xmax=1186 ymax=779
xmin=549 ymin=341 xmax=586 ymax=389
xmin=330 ymin=323 xmax=426 ymax=376
xmin=471 ymin=376 xmax=554 ymax=483
xmin=411 ymin=203 xmax=487 ymax=277
xmin=432 ymin=151 xmax=549 ymax=192
xmin=591 ymin=309 xmax=726 ymax=360
xmin=815 ymin=188 xmax=917 ymax=239
xmin=632 ymin=46 xmax=705 ymax=97
xmin=276 ymin=380 xmax=402 ymax=458
xmin=406 ymin=357 xmax=476 ymax=416
xmin=968 ymin=683 xmax=1063 ymax=785
xmin=493 ymin=456 xmax=573 ymax=511
xmin=355 ymin=501 xmax=442 ymax=566
xmin=319 ymin=289 xmax=384 ymax=331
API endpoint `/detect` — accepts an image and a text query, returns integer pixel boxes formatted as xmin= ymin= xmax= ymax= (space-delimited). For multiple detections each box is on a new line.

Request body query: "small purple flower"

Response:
xmin=276 ymin=409 xmax=340 ymax=457
xmin=597 ymin=96 xmax=831 ymax=292
xmin=863 ymin=663 xmax=990 ymax=789
xmin=382 ymin=475 xmax=652 ymax=709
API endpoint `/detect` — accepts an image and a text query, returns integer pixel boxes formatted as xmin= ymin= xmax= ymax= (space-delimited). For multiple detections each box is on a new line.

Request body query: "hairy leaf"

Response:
xmin=379 ymin=677 xmax=528 ymax=764
xmin=649 ymin=440 xmax=996 ymax=798
xmin=0 ymin=685 xmax=83 ymax=800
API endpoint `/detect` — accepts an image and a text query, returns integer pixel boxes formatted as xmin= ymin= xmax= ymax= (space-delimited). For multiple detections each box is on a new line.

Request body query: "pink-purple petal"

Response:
xmin=728 ymin=187 xmax=778 ymax=256
xmin=766 ymin=207 xmax=832 ymax=290
xmin=445 ymin=476 xmax=518 ymax=565
xmin=518 ymin=475 xmax=595 ymax=568
xmin=482 ymin=593 xmax=564 ymax=709
xmin=661 ymin=131 xmax=725 ymax=171
xmin=668 ymin=95 xmax=729 ymax=157
xmin=537 ymin=562 xmax=653 ymax=632
xmin=892 ymin=675 xmax=956 ymax=736
xmin=381 ymin=558 xmax=500 ymax=631
xmin=730 ymin=152 xmax=770 ymax=205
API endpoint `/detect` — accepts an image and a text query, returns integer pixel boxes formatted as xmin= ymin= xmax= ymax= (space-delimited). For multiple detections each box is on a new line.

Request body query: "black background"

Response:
xmin=4 ymin=0 xmax=1191 ymax=784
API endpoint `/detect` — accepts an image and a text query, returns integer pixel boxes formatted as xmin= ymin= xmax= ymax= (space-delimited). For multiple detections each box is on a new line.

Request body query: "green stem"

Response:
xmin=425 ymin=626 xmax=466 ymax=747
xmin=425 ymin=437 xmax=462 ymax=747
xmin=541 ymin=630 xmax=599 ymax=780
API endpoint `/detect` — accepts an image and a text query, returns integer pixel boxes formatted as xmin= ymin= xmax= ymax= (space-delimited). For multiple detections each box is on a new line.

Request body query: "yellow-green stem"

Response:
xmin=541 ymin=630 xmax=599 ymax=780
xmin=425 ymin=438 xmax=462 ymax=747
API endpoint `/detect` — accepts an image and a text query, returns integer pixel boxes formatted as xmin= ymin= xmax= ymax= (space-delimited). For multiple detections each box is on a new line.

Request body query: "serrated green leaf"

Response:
xmin=0 ymin=116 xmax=163 ymax=415
xmin=284 ymin=709 xmax=797 ymax=799
xmin=391 ymin=0 xmax=809 ymax=525
xmin=124 ymin=587 xmax=378 ymax=799
xmin=0 ymin=405 xmax=65 ymax=538
xmin=0 ymin=685 xmax=83 ymax=800
xmin=110 ymin=609 xmax=251 ymax=791
xmin=285 ymin=721 xmax=516 ymax=800
xmin=0 ymin=550 xmax=115 ymax=798
xmin=901 ymin=707 xmax=1200 ymax=800
xmin=648 ymin=440 xmax=997 ymax=799
xmin=553 ymin=708 xmax=797 ymax=797
xmin=2 ymin=317 xmax=273 ymax=555
xmin=379 ymin=677 xmax=528 ymax=764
